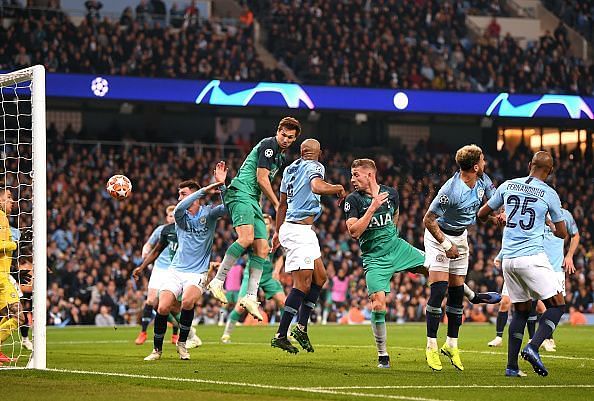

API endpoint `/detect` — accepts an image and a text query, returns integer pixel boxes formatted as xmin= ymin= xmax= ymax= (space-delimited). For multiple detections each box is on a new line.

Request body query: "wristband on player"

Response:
xmin=440 ymin=238 xmax=453 ymax=252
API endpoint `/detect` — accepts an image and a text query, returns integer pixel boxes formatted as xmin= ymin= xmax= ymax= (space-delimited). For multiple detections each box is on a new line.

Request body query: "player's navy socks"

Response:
xmin=426 ymin=281 xmax=447 ymax=338
xmin=446 ymin=285 xmax=464 ymax=339
xmin=178 ymin=308 xmax=194 ymax=343
xmin=141 ymin=304 xmax=154 ymax=333
xmin=153 ymin=313 xmax=168 ymax=351
xmin=168 ymin=313 xmax=180 ymax=335
xmin=20 ymin=324 xmax=29 ymax=338
xmin=277 ymin=288 xmax=305 ymax=337
xmin=531 ymin=305 xmax=565 ymax=348
xmin=172 ymin=325 xmax=179 ymax=335
xmin=527 ymin=300 xmax=538 ymax=338
xmin=496 ymin=310 xmax=508 ymax=337
xmin=507 ymin=310 xmax=529 ymax=370
xmin=298 ymin=283 xmax=322 ymax=330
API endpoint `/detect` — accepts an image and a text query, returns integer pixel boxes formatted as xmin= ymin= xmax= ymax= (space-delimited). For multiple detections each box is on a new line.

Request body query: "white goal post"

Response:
xmin=0 ymin=65 xmax=47 ymax=369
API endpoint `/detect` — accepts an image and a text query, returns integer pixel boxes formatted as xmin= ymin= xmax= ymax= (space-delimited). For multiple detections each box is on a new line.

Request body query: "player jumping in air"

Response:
xmin=272 ymin=139 xmax=345 ymax=354
xmin=478 ymin=151 xmax=568 ymax=377
xmin=208 ymin=117 xmax=301 ymax=321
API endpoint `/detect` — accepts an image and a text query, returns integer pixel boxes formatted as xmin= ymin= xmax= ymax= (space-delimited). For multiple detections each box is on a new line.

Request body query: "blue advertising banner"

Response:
xmin=37 ymin=73 xmax=594 ymax=120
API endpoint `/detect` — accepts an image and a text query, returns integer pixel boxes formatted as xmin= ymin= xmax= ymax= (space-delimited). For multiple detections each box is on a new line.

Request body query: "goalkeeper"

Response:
xmin=0 ymin=188 xmax=28 ymax=364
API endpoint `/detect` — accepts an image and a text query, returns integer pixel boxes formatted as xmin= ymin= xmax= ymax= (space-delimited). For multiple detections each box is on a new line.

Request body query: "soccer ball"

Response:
xmin=106 ymin=175 xmax=132 ymax=200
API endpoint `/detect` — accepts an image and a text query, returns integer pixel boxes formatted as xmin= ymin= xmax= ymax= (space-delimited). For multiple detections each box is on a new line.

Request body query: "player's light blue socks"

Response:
xmin=298 ymin=283 xmax=322 ymax=331
xmin=507 ymin=310 xmax=529 ymax=370
xmin=215 ymin=242 xmax=245 ymax=281
xmin=530 ymin=305 xmax=565 ymax=348
xmin=371 ymin=310 xmax=388 ymax=356
xmin=246 ymin=256 xmax=265 ymax=297
xmin=153 ymin=313 xmax=168 ymax=351
xmin=277 ymin=288 xmax=305 ymax=337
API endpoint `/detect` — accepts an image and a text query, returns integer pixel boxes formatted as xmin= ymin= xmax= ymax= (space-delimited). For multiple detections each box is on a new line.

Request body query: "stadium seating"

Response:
xmin=543 ymin=0 xmax=594 ymax=44
xmin=43 ymin=127 xmax=593 ymax=326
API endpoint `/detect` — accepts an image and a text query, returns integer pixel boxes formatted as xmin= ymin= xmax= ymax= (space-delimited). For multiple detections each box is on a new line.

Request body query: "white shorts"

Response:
xmin=160 ymin=268 xmax=208 ymax=299
xmin=423 ymin=228 xmax=469 ymax=276
xmin=502 ymin=253 xmax=563 ymax=303
xmin=502 ymin=282 xmax=509 ymax=297
xmin=279 ymin=222 xmax=321 ymax=273
xmin=148 ymin=267 xmax=170 ymax=290
xmin=555 ymin=271 xmax=566 ymax=297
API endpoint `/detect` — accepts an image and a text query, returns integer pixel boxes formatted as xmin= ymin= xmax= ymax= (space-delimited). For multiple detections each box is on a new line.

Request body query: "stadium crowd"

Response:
xmin=544 ymin=0 xmax=594 ymax=44
xmin=36 ymin=126 xmax=594 ymax=327
xmin=1 ymin=1 xmax=592 ymax=94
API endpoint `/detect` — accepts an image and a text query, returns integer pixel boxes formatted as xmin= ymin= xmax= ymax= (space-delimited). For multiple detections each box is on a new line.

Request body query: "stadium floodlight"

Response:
xmin=0 ymin=65 xmax=47 ymax=369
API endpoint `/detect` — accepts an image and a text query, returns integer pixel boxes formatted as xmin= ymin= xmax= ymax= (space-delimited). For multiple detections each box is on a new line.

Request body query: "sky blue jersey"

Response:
xmin=170 ymin=188 xmax=227 ymax=274
xmin=147 ymin=224 xmax=172 ymax=269
xmin=429 ymin=172 xmax=496 ymax=232
xmin=280 ymin=158 xmax=325 ymax=222
xmin=543 ymin=208 xmax=578 ymax=272
xmin=487 ymin=176 xmax=563 ymax=259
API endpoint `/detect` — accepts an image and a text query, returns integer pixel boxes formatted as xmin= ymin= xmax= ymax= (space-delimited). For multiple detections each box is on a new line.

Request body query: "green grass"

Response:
xmin=2 ymin=324 xmax=594 ymax=401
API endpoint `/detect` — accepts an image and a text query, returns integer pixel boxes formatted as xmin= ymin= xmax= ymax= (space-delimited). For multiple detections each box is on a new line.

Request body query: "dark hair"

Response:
xmin=178 ymin=180 xmax=200 ymax=191
xmin=278 ymin=117 xmax=301 ymax=136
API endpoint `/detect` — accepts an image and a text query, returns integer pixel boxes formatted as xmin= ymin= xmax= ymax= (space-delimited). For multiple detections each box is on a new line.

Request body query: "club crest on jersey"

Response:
xmin=264 ymin=148 xmax=274 ymax=158
xmin=344 ymin=202 xmax=351 ymax=212
xmin=439 ymin=195 xmax=449 ymax=205
xmin=304 ymin=257 xmax=311 ymax=265
xmin=436 ymin=254 xmax=447 ymax=263
xmin=477 ymin=188 xmax=485 ymax=199
xmin=200 ymin=216 xmax=207 ymax=225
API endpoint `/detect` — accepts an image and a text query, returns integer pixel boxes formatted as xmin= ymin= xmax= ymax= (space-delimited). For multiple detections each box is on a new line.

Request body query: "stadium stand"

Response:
xmin=42 ymin=126 xmax=593 ymax=326
xmin=543 ymin=0 xmax=594 ymax=44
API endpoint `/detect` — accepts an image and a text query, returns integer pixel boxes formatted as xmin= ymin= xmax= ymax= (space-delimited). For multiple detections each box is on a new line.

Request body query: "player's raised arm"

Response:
xmin=311 ymin=177 xmax=345 ymax=197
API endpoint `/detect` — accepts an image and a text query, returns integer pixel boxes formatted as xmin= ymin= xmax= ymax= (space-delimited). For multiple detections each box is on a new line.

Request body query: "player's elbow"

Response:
xmin=422 ymin=213 xmax=433 ymax=228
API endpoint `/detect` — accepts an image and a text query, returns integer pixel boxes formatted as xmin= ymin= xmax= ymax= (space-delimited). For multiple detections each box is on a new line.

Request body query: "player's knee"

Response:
xmin=256 ymin=243 xmax=270 ymax=258
xmin=8 ymin=302 xmax=20 ymax=316
xmin=181 ymin=300 xmax=195 ymax=310
xmin=428 ymin=281 xmax=448 ymax=307
xmin=500 ymin=296 xmax=511 ymax=311
xmin=237 ymin=232 xmax=255 ymax=248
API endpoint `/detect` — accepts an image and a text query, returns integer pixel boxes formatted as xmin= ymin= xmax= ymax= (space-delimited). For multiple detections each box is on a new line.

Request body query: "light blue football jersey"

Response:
xmin=280 ymin=158 xmax=325 ymax=222
xmin=543 ymin=208 xmax=578 ymax=272
xmin=147 ymin=224 xmax=172 ymax=270
xmin=170 ymin=188 xmax=227 ymax=274
xmin=487 ymin=176 xmax=564 ymax=259
xmin=429 ymin=172 xmax=496 ymax=231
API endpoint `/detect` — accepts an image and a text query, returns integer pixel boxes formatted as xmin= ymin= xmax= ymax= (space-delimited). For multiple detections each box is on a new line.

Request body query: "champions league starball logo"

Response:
xmin=91 ymin=77 xmax=109 ymax=97
xmin=486 ymin=93 xmax=594 ymax=119
xmin=195 ymin=80 xmax=315 ymax=109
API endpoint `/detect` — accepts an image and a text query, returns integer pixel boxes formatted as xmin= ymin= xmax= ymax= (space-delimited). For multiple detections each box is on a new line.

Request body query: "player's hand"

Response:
xmin=335 ymin=185 xmax=346 ymax=200
xmin=271 ymin=232 xmax=281 ymax=253
xmin=563 ymin=256 xmax=576 ymax=274
xmin=10 ymin=269 xmax=32 ymax=285
xmin=495 ymin=212 xmax=506 ymax=227
xmin=445 ymin=243 xmax=460 ymax=259
xmin=213 ymin=161 xmax=228 ymax=185
xmin=370 ymin=192 xmax=389 ymax=212
xmin=208 ymin=261 xmax=221 ymax=275
xmin=132 ymin=267 xmax=143 ymax=280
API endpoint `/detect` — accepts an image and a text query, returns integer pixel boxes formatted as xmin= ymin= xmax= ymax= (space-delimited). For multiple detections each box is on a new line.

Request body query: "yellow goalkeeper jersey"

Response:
xmin=0 ymin=210 xmax=16 ymax=276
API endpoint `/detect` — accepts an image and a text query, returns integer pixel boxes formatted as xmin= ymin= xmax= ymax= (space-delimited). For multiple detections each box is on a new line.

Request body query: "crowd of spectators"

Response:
xmin=252 ymin=0 xmax=593 ymax=94
xmin=20 ymin=125 xmax=591 ymax=328
xmin=544 ymin=0 xmax=594 ymax=44
xmin=0 ymin=0 xmax=284 ymax=81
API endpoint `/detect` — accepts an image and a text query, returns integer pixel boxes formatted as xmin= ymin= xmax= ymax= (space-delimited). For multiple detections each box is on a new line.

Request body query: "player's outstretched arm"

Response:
xmin=257 ymin=167 xmax=279 ymax=210
xmin=132 ymin=241 xmax=166 ymax=280
xmin=310 ymin=178 xmax=345 ymax=197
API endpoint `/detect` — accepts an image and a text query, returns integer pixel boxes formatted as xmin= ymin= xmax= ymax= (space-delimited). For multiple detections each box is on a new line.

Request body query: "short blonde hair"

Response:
xmin=351 ymin=158 xmax=377 ymax=171
xmin=455 ymin=145 xmax=483 ymax=171
xmin=166 ymin=205 xmax=176 ymax=214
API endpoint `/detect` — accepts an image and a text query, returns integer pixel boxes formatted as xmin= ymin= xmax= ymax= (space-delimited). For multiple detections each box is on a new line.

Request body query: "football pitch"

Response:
xmin=3 ymin=324 xmax=593 ymax=401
